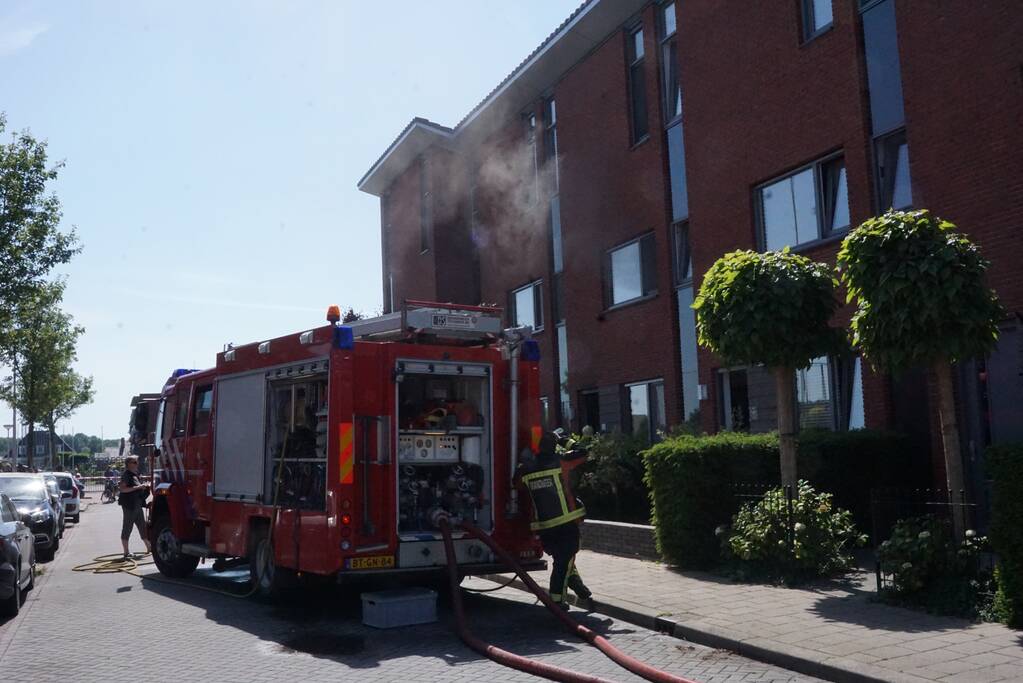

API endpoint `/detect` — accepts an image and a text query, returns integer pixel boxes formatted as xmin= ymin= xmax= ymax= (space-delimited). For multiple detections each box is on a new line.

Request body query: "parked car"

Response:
xmin=41 ymin=476 xmax=66 ymax=536
xmin=0 ymin=491 xmax=35 ymax=617
xmin=44 ymin=472 xmax=81 ymax=525
xmin=0 ymin=475 xmax=60 ymax=561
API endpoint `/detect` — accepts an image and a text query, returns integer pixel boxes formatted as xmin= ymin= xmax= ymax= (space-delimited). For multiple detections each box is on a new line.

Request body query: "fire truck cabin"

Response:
xmin=149 ymin=302 xmax=546 ymax=590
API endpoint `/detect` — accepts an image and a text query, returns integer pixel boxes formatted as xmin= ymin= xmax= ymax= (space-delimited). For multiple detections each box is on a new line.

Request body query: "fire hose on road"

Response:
xmin=440 ymin=518 xmax=699 ymax=683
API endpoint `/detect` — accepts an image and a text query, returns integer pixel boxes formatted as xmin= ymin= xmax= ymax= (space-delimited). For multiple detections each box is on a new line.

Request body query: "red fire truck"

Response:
xmin=148 ymin=301 xmax=546 ymax=594
xmin=128 ymin=393 xmax=161 ymax=474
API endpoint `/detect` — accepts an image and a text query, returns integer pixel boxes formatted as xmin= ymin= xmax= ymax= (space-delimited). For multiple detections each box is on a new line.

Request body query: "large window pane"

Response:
xmin=629 ymin=384 xmax=650 ymax=438
xmin=662 ymin=39 xmax=681 ymax=121
xmin=662 ymin=2 xmax=676 ymax=37
xmin=848 ymin=357 xmax=865 ymax=429
xmin=515 ymin=282 xmax=540 ymax=331
xmin=677 ymin=285 xmax=700 ymax=422
xmin=611 ymin=242 xmax=643 ymax=304
xmin=862 ymin=0 xmax=905 ymax=135
xmin=831 ymin=165 xmax=850 ymax=232
xmin=632 ymin=29 xmax=645 ymax=60
xmin=811 ymin=0 xmax=833 ymax=31
xmin=557 ymin=324 xmax=571 ymax=422
xmin=761 ymin=167 xmax=816 ymax=251
xmin=891 ymin=141 xmax=912 ymax=209
xmin=667 ymin=123 xmax=688 ymax=221
xmin=798 ymin=357 xmax=835 ymax=430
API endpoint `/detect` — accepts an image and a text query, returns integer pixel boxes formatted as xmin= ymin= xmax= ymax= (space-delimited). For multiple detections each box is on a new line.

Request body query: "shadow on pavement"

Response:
xmin=810 ymin=593 xmax=965 ymax=633
xmin=136 ymin=567 xmax=634 ymax=671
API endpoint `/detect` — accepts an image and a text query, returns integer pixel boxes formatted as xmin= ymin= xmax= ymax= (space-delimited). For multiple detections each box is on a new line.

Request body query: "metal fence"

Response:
xmin=732 ymin=483 xmax=796 ymax=553
xmin=869 ymin=487 xmax=993 ymax=592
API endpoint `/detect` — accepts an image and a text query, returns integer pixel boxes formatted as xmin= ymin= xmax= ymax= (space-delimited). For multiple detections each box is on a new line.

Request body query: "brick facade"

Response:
xmin=361 ymin=1 xmax=1023 ymax=491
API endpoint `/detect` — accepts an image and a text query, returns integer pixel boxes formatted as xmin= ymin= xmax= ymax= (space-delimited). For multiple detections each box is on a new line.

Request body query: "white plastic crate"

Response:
xmin=361 ymin=587 xmax=438 ymax=628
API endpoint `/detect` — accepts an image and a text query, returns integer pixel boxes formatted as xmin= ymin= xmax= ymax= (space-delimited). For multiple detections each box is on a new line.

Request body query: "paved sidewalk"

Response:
xmin=490 ymin=551 xmax=1023 ymax=683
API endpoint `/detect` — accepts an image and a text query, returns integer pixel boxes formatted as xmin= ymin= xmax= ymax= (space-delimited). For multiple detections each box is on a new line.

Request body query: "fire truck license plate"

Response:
xmin=347 ymin=555 xmax=395 ymax=570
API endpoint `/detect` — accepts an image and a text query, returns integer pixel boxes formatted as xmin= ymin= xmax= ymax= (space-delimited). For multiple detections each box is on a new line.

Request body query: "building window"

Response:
xmin=797 ymin=357 xmax=834 ymax=430
xmin=627 ymin=380 xmax=666 ymax=442
xmin=544 ymin=98 xmax=559 ymax=191
xmin=666 ymin=122 xmax=689 ymax=222
xmin=36 ymin=444 xmax=45 ymax=455
xmin=579 ymin=390 xmax=600 ymax=432
xmin=756 ymin=154 xmax=850 ymax=251
xmin=797 ymin=356 xmax=866 ymax=431
xmin=510 ymin=280 xmax=543 ymax=332
xmin=557 ymin=323 xmax=571 ymax=423
xmin=191 ymin=385 xmax=213 ymax=436
xmin=539 ymin=396 xmax=550 ymax=429
xmin=524 ymin=112 xmax=539 ymax=206
xmin=658 ymin=2 xmax=681 ymax=123
xmin=627 ymin=26 xmax=648 ymax=143
xmin=607 ymin=233 xmax=656 ymax=307
xmin=419 ymin=156 xmax=431 ymax=253
xmin=802 ymin=0 xmax=834 ymax=41
xmin=862 ymin=0 xmax=905 ymax=137
xmin=876 ymin=128 xmax=912 ymax=210
xmin=671 ymin=222 xmax=692 ymax=285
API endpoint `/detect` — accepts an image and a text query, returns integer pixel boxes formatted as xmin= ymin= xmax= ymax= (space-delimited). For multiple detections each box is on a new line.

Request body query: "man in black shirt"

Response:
xmin=118 ymin=456 xmax=151 ymax=558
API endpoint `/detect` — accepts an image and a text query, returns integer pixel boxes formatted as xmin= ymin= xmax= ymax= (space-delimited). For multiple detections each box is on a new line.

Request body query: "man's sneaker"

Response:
xmin=576 ymin=596 xmax=595 ymax=611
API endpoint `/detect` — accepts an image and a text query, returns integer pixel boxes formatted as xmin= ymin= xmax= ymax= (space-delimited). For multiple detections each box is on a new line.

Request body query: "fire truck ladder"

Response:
xmin=439 ymin=518 xmax=699 ymax=683
xmin=344 ymin=300 xmax=505 ymax=343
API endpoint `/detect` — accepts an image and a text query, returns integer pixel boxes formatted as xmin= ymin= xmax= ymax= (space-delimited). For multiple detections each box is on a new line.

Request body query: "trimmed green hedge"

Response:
xmin=989 ymin=443 xmax=1023 ymax=627
xmin=644 ymin=429 xmax=912 ymax=569
xmin=645 ymin=433 xmax=777 ymax=569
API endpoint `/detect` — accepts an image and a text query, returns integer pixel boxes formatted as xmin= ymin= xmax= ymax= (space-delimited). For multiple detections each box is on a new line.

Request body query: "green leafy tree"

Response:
xmin=694 ymin=250 xmax=838 ymax=488
xmin=0 ymin=114 xmax=79 ymax=335
xmin=838 ymin=209 xmax=1003 ymax=537
xmin=0 ymin=283 xmax=92 ymax=469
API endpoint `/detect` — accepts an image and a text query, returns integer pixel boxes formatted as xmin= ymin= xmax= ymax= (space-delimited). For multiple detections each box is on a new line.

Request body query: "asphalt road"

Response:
xmin=0 ymin=494 xmax=821 ymax=683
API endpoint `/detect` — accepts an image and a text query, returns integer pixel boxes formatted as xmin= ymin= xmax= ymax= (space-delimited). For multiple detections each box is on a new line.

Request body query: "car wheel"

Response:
xmin=152 ymin=516 xmax=199 ymax=578
xmin=26 ymin=557 xmax=35 ymax=592
xmin=1 ymin=567 xmax=20 ymax=617
xmin=72 ymin=513 xmax=80 ymax=524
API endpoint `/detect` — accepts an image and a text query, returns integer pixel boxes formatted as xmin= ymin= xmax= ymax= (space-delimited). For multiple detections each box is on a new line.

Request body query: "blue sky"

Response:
xmin=1 ymin=0 xmax=580 ymax=439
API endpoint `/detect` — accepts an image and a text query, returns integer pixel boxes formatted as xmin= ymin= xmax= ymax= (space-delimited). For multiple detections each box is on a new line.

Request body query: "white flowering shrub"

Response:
xmin=724 ymin=481 xmax=866 ymax=582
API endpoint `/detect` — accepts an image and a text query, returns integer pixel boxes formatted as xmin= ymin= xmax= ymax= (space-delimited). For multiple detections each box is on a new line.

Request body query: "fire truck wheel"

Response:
xmin=250 ymin=534 xmax=296 ymax=600
xmin=152 ymin=516 xmax=199 ymax=578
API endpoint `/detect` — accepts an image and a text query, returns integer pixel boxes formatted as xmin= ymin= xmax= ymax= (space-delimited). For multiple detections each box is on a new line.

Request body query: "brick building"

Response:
xmin=359 ymin=1 xmax=1023 ymax=495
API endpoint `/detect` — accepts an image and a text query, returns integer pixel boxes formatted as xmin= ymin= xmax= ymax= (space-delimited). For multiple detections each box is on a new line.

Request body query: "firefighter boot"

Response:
xmin=567 ymin=565 xmax=593 ymax=609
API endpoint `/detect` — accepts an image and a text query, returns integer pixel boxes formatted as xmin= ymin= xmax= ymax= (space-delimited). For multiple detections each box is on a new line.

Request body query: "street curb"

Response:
xmin=479 ymin=574 xmax=931 ymax=683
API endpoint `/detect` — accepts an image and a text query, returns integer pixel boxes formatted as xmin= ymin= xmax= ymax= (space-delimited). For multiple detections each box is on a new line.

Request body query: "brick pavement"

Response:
xmin=0 ymin=501 xmax=818 ymax=683
xmin=493 ymin=551 xmax=1023 ymax=683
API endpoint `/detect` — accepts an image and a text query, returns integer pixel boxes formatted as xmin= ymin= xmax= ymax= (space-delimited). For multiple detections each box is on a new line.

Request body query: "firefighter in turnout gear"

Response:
xmin=517 ymin=429 xmax=594 ymax=609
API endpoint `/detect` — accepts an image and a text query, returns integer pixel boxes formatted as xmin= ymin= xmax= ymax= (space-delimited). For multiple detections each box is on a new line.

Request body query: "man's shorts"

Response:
xmin=121 ymin=505 xmax=146 ymax=540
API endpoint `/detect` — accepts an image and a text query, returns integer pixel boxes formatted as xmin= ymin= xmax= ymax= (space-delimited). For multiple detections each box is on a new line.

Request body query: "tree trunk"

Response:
xmin=933 ymin=360 xmax=967 ymax=539
xmin=775 ymin=366 xmax=798 ymax=489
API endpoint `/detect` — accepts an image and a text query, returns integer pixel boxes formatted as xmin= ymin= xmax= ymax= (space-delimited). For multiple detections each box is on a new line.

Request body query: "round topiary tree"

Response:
xmin=694 ymin=249 xmax=838 ymax=488
xmin=837 ymin=209 xmax=1004 ymax=537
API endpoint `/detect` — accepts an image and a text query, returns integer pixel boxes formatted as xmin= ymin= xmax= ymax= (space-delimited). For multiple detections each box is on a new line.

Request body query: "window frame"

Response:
xmin=754 ymin=152 xmax=850 ymax=252
xmin=605 ymin=232 xmax=658 ymax=309
xmin=625 ymin=378 xmax=666 ymax=443
xmin=510 ymin=280 xmax=544 ymax=333
xmin=626 ymin=24 xmax=649 ymax=144
xmin=801 ymin=0 xmax=834 ymax=43
xmin=190 ymin=384 xmax=214 ymax=436
xmin=657 ymin=1 xmax=682 ymax=126
xmin=874 ymin=127 xmax=912 ymax=212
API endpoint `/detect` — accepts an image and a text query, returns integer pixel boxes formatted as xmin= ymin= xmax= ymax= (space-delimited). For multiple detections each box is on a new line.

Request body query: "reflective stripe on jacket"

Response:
xmin=521 ymin=466 xmax=587 ymax=531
